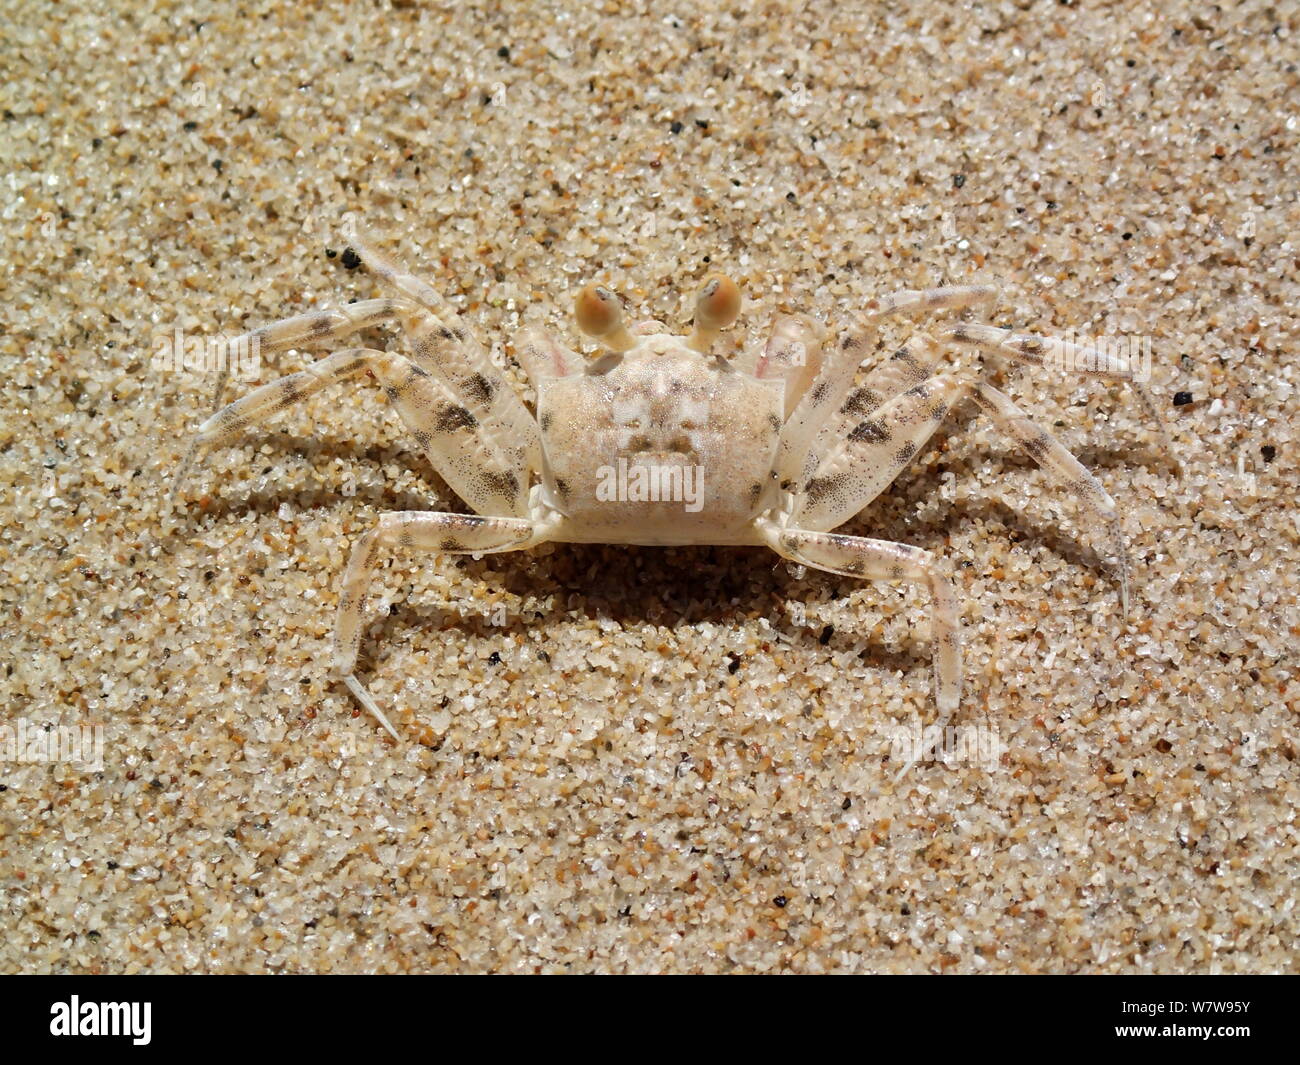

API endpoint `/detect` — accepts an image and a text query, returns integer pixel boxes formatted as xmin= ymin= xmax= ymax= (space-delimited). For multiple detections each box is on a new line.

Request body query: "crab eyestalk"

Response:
xmin=688 ymin=273 xmax=741 ymax=353
xmin=575 ymin=283 xmax=635 ymax=353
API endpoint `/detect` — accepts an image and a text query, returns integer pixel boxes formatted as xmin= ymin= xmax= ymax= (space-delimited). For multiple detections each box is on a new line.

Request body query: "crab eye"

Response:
xmin=694 ymin=273 xmax=741 ymax=331
xmin=575 ymin=284 xmax=619 ymax=336
xmin=688 ymin=272 xmax=741 ymax=352
xmin=575 ymin=283 xmax=634 ymax=352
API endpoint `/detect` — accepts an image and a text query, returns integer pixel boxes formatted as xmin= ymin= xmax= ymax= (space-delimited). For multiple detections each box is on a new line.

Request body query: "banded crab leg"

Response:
xmin=936 ymin=321 xmax=1177 ymax=471
xmin=791 ymin=287 xmax=1176 ymax=490
xmin=240 ymin=297 xmax=419 ymax=356
xmin=200 ymin=297 xmax=425 ymax=431
xmin=333 ymin=510 xmax=554 ymax=738
xmin=345 ymin=233 xmax=543 ymax=474
xmin=770 ymin=372 xmax=1133 ymax=780
xmin=772 ymin=285 xmax=997 ymax=492
xmin=804 ymin=332 xmax=946 ymax=479
xmin=169 ymin=338 xmax=554 ymax=737
xmin=196 ymin=231 xmax=542 ymax=482
xmin=171 ymin=342 xmax=535 ymax=520
xmin=793 ymin=371 xmax=1131 ymax=613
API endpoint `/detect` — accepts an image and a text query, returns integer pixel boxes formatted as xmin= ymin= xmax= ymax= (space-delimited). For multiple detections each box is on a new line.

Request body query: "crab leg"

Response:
xmin=171 ymin=346 xmax=384 ymax=505
xmin=173 ymin=344 xmax=534 ymax=518
xmin=756 ymin=522 xmax=961 ymax=781
xmin=940 ymin=322 xmax=1141 ymax=378
xmin=804 ymin=332 xmax=945 ymax=484
xmin=773 ymin=285 xmax=995 ymax=491
xmin=969 ymin=380 xmax=1129 ymax=612
xmin=864 ymin=285 xmax=998 ymax=319
xmin=200 ymin=298 xmax=423 ymax=419
xmin=938 ymin=321 xmax=1176 ymax=468
xmin=333 ymin=511 xmax=543 ymax=738
xmin=794 ymin=372 xmax=1131 ymax=613
xmin=794 ymin=373 xmax=966 ymax=531
xmin=240 ymin=297 xmax=417 ymax=355
xmin=210 ymin=234 xmax=542 ymax=471
xmin=345 ymin=231 xmax=458 ymax=318
xmin=347 ymin=234 xmax=543 ymax=472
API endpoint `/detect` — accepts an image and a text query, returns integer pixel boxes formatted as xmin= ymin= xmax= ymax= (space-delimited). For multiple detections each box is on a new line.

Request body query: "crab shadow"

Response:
xmin=170 ymin=433 xmax=455 ymax=528
xmin=176 ymin=416 xmax=1142 ymax=694
xmin=363 ymin=541 xmax=938 ymax=686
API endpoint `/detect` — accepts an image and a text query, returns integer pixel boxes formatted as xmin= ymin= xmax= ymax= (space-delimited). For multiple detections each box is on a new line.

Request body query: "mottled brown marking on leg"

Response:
xmin=464 ymin=372 xmax=496 ymax=404
xmin=434 ymin=403 xmax=477 ymax=432
xmin=805 ymin=474 xmax=848 ymax=508
xmin=1022 ymin=434 xmax=1050 ymax=460
xmin=840 ymin=388 xmax=882 ymax=417
xmin=481 ymin=469 xmax=519 ymax=499
xmin=848 ymin=418 xmax=890 ymax=444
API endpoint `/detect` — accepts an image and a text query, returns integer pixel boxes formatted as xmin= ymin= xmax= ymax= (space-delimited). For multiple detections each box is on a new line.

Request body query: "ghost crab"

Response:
xmin=175 ymin=233 xmax=1162 ymax=778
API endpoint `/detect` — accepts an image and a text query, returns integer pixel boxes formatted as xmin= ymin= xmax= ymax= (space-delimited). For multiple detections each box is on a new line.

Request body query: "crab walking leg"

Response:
xmin=806 ymin=333 xmax=946 ymax=481
xmin=774 ymin=286 xmax=996 ymax=491
xmin=798 ymin=371 xmax=1132 ymax=612
xmin=333 ymin=511 xmax=540 ymax=738
xmin=345 ymin=231 xmax=456 ymax=318
xmin=343 ymin=233 xmax=543 ymax=472
xmin=938 ymin=321 xmax=1177 ymax=469
xmin=795 ymin=374 xmax=968 ymax=531
xmin=940 ymin=322 xmax=1140 ymax=378
xmin=970 ymin=380 xmax=1131 ymax=614
xmin=795 ymin=287 xmax=994 ymax=475
xmin=864 ymin=284 xmax=998 ymax=320
xmin=203 ymin=299 xmax=422 ymax=419
xmin=757 ymin=524 xmax=961 ymax=780
xmin=239 ymin=298 xmax=419 ymax=355
xmin=852 ymin=333 xmax=944 ymax=407
xmin=170 ymin=346 xmax=384 ymax=505
xmin=175 ymin=339 xmax=534 ymax=518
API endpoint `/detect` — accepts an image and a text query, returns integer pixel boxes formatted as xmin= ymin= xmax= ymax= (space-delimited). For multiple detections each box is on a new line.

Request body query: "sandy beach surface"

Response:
xmin=1 ymin=0 xmax=1296 ymax=972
